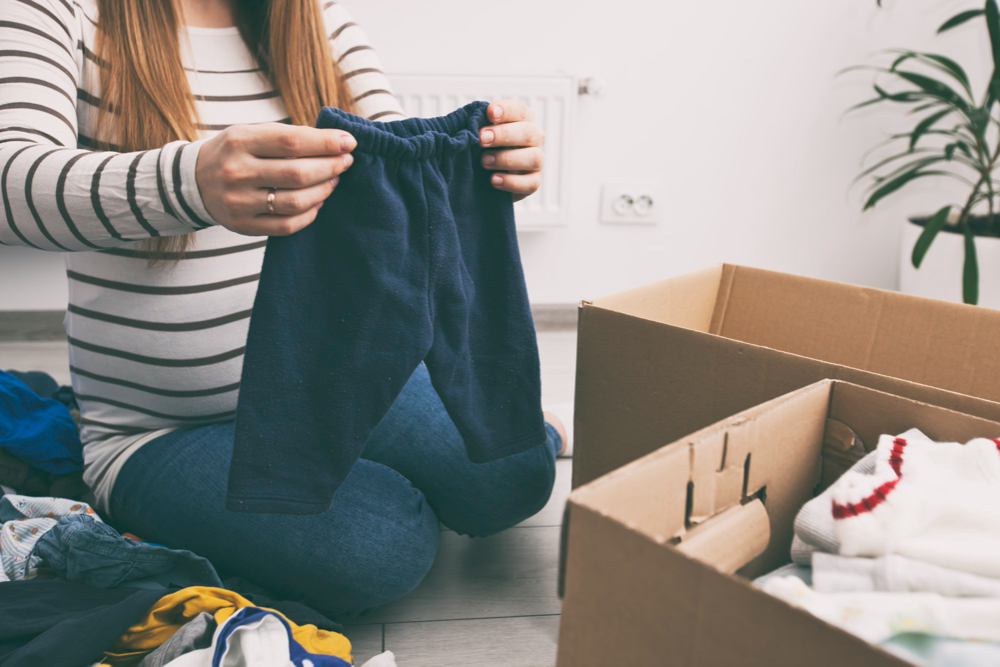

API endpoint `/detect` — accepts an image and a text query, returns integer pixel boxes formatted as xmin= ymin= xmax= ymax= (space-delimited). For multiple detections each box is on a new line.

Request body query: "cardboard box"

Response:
xmin=557 ymin=380 xmax=1000 ymax=666
xmin=573 ymin=264 xmax=1000 ymax=489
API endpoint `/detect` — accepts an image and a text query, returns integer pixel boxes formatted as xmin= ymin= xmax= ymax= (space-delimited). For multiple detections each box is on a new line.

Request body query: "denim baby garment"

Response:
xmin=33 ymin=514 xmax=224 ymax=590
xmin=227 ymin=101 xmax=545 ymax=514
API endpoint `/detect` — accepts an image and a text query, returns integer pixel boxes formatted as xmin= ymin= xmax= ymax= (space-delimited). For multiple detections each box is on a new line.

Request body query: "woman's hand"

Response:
xmin=196 ymin=123 xmax=356 ymax=236
xmin=479 ymin=100 xmax=545 ymax=202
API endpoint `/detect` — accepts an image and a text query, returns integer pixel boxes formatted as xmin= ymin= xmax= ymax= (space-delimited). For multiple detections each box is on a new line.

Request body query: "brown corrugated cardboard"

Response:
xmin=557 ymin=380 xmax=1000 ymax=666
xmin=574 ymin=264 xmax=1000 ymax=488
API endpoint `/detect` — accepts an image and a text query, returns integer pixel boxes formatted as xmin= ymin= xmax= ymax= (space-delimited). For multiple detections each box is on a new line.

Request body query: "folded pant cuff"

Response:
xmin=465 ymin=428 xmax=549 ymax=464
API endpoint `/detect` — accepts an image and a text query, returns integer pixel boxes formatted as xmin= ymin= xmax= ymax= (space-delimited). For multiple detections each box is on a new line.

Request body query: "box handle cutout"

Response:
xmin=718 ymin=432 xmax=729 ymax=472
xmin=740 ymin=453 xmax=751 ymax=499
xmin=743 ymin=485 xmax=767 ymax=506
xmin=684 ymin=480 xmax=694 ymax=528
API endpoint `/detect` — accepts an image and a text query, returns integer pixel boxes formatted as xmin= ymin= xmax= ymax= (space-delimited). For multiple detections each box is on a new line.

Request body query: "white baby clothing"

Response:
xmin=831 ymin=431 xmax=1000 ymax=578
xmin=790 ymin=429 xmax=928 ymax=564
xmin=359 ymin=653 xmax=398 ymax=667
xmin=762 ymin=575 xmax=1000 ymax=645
xmin=812 ymin=553 xmax=1000 ymax=597
xmin=0 ymin=495 xmax=100 ymax=581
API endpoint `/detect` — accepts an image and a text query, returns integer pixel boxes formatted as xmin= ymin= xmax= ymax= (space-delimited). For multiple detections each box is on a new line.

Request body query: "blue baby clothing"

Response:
xmin=4 ymin=370 xmax=77 ymax=413
xmin=227 ymin=101 xmax=545 ymax=514
xmin=0 ymin=494 xmax=98 ymax=581
xmin=0 ymin=370 xmax=81 ymax=475
xmin=33 ymin=514 xmax=223 ymax=590
xmin=0 ymin=580 xmax=170 ymax=667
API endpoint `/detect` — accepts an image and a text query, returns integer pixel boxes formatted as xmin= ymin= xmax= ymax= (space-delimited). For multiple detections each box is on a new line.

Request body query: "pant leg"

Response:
xmin=362 ymin=364 xmax=559 ymax=537
xmin=228 ymin=101 xmax=545 ymax=514
xmin=226 ymin=147 xmax=434 ymax=515
xmin=422 ymin=118 xmax=547 ymax=464
xmin=110 ymin=422 xmax=440 ymax=617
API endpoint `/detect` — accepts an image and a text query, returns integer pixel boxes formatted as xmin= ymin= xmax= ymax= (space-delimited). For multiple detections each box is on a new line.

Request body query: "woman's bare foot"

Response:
xmin=544 ymin=410 xmax=569 ymax=456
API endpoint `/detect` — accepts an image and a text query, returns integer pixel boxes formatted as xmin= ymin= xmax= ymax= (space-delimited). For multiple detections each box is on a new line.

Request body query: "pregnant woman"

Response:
xmin=0 ymin=0 xmax=564 ymax=616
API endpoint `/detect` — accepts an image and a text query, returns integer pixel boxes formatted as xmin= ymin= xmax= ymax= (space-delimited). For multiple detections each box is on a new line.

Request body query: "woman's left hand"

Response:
xmin=480 ymin=100 xmax=545 ymax=202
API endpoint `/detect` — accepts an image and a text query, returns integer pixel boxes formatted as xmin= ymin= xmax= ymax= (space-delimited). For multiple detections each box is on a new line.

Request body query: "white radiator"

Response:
xmin=387 ymin=74 xmax=576 ymax=231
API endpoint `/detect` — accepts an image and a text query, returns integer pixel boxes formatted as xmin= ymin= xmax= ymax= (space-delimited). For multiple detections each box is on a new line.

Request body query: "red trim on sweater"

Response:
xmin=888 ymin=437 xmax=907 ymax=477
xmin=831 ymin=478 xmax=899 ymax=518
xmin=830 ymin=435 xmax=1000 ymax=520
xmin=830 ymin=437 xmax=908 ymax=520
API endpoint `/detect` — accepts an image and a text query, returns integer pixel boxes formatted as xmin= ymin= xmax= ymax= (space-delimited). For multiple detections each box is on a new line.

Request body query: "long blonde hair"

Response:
xmin=94 ymin=0 xmax=357 ymax=260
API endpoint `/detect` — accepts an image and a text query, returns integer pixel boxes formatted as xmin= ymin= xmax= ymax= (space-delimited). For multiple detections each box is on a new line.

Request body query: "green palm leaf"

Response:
xmin=963 ymin=223 xmax=980 ymax=305
xmin=910 ymin=108 xmax=955 ymax=150
xmin=938 ymin=9 xmax=985 ymax=33
xmin=987 ymin=0 xmax=1000 ymax=101
xmin=911 ymin=205 xmax=952 ymax=268
xmin=863 ymin=169 xmax=953 ymax=210
xmin=888 ymin=50 xmax=973 ymax=95
xmin=894 ymin=71 xmax=971 ymax=112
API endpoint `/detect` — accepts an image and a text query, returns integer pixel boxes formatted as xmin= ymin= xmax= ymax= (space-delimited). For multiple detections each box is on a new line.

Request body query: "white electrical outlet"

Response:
xmin=600 ymin=183 xmax=661 ymax=224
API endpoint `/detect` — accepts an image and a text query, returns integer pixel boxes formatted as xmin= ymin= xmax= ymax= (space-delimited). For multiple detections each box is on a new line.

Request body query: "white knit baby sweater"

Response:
xmin=831 ymin=430 xmax=1000 ymax=578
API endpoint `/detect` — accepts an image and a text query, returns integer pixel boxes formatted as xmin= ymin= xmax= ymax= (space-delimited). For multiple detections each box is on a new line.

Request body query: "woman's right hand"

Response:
xmin=195 ymin=122 xmax=356 ymax=236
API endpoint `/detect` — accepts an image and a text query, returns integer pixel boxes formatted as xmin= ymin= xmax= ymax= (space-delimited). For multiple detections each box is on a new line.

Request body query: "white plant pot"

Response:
xmin=899 ymin=218 xmax=1000 ymax=309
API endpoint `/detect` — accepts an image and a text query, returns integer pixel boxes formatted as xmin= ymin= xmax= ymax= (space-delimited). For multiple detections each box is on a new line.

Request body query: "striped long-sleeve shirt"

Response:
xmin=0 ymin=0 xmax=406 ymax=512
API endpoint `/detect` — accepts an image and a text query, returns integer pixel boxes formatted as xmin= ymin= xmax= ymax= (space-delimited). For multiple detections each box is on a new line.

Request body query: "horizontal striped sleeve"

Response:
xmin=0 ymin=0 xmax=218 ymax=250
xmin=322 ymin=3 xmax=407 ymax=122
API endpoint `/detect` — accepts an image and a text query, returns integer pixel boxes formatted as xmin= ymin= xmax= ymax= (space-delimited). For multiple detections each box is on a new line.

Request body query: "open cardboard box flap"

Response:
xmin=574 ymin=264 xmax=1000 ymax=488
xmin=558 ymin=379 xmax=1000 ymax=666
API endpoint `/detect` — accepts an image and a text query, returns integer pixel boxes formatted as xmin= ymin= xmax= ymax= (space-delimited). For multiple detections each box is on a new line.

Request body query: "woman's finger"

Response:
xmin=482 ymin=147 xmax=544 ymax=172
xmin=233 ymin=202 xmax=325 ymax=237
xmin=235 ymin=123 xmax=357 ymax=158
xmin=263 ymin=178 xmax=338 ymax=216
xmin=250 ymin=153 xmax=353 ymax=189
xmin=480 ymin=121 xmax=545 ymax=149
xmin=489 ymin=171 xmax=541 ymax=196
xmin=487 ymin=99 xmax=535 ymax=123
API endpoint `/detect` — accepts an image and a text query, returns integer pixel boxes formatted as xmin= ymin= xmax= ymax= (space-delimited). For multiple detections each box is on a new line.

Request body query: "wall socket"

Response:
xmin=600 ymin=183 xmax=661 ymax=224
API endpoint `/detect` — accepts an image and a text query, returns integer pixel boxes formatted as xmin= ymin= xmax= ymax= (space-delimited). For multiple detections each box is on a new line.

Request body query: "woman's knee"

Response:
xmin=440 ymin=444 xmax=557 ymax=538
xmin=307 ymin=509 xmax=440 ymax=617
xmin=298 ymin=464 xmax=442 ymax=617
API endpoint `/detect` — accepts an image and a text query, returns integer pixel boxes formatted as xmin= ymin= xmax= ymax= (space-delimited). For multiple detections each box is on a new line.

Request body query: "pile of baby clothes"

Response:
xmin=0 ymin=492 xmax=401 ymax=665
xmin=757 ymin=428 xmax=1000 ymax=666
xmin=0 ymin=370 xmax=395 ymax=667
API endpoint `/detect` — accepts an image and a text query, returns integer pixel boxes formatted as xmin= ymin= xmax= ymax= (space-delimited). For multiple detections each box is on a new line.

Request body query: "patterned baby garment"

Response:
xmin=0 ymin=495 xmax=100 ymax=581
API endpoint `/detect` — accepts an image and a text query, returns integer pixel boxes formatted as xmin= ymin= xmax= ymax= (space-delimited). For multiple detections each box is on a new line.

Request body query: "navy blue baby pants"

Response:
xmin=226 ymin=101 xmax=546 ymax=515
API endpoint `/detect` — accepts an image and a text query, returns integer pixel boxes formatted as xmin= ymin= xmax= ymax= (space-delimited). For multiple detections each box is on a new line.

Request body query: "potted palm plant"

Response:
xmin=851 ymin=0 xmax=1000 ymax=306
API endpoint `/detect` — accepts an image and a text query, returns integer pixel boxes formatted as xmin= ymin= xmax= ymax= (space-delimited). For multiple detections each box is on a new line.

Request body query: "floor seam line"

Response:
xmin=357 ymin=612 xmax=562 ymax=627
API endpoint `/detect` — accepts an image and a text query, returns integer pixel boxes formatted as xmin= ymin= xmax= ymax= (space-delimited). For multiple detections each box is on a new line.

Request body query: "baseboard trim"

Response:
xmin=0 ymin=311 xmax=66 ymax=341
xmin=531 ymin=303 xmax=578 ymax=331
xmin=0 ymin=304 xmax=577 ymax=341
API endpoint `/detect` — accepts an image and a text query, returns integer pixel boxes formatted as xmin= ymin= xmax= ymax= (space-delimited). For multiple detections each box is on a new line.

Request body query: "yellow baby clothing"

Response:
xmin=100 ymin=586 xmax=352 ymax=665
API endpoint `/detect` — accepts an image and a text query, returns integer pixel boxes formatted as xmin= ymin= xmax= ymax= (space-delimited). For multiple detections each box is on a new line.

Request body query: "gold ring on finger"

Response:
xmin=266 ymin=187 xmax=277 ymax=215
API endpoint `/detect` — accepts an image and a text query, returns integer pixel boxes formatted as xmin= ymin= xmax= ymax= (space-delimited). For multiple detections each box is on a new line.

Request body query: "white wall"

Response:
xmin=347 ymin=0 xmax=992 ymax=303
xmin=0 ymin=0 xmax=990 ymax=309
xmin=0 ymin=246 xmax=67 ymax=310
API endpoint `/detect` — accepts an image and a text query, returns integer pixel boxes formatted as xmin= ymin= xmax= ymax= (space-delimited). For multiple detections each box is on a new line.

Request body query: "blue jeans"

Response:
xmin=108 ymin=364 xmax=559 ymax=617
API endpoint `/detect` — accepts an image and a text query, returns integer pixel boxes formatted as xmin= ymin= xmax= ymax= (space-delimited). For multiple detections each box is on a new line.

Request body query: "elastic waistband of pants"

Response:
xmin=315 ymin=100 xmax=490 ymax=161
